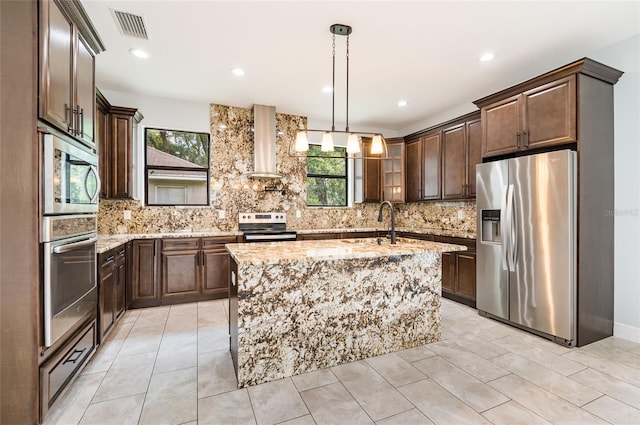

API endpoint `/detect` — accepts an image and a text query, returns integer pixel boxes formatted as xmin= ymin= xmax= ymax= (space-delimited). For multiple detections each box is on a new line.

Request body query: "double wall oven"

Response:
xmin=41 ymin=132 xmax=99 ymax=348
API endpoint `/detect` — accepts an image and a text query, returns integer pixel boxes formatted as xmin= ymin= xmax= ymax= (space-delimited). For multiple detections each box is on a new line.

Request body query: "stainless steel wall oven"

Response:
xmin=41 ymin=214 xmax=98 ymax=348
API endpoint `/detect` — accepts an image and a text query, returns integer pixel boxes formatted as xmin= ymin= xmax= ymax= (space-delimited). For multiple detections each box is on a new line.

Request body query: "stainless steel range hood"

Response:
xmin=247 ymin=104 xmax=282 ymax=179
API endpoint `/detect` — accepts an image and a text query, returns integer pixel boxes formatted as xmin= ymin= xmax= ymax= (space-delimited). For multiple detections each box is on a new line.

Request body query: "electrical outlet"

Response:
xmin=218 ymin=210 xmax=226 ymax=219
xmin=457 ymin=209 xmax=464 ymax=220
xmin=404 ymin=210 xmax=409 ymax=218
xmin=295 ymin=210 xmax=302 ymax=218
xmin=356 ymin=210 xmax=362 ymax=218
xmin=123 ymin=210 xmax=132 ymax=220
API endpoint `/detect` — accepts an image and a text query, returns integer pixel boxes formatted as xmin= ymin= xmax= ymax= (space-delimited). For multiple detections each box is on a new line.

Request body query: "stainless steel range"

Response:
xmin=238 ymin=212 xmax=297 ymax=242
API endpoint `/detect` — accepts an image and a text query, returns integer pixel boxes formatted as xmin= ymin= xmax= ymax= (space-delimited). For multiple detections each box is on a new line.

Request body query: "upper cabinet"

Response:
xmin=96 ymin=90 xmax=143 ymax=199
xmin=481 ymin=76 xmax=576 ymax=157
xmin=404 ymin=112 xmax=480 ymax=202
xmin=39 ymin=0 xmax=105 ymax=148
xmin=382 ymin=138 xmax=405 ymax=202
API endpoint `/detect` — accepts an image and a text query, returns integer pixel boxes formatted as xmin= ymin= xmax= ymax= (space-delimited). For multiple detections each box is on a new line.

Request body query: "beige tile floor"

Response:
xmin=44 ymin=298 xmax=640 ymax=425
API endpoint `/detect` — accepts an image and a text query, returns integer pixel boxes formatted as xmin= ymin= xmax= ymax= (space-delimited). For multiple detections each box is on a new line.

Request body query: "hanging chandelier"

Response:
xmin=290 ymin=24 xmax=388 ymax=159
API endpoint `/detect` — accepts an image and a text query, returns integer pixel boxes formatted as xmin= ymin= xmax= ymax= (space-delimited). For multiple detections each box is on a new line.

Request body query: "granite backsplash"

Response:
xmin=98 ymin=104 xmax=476 ymax=236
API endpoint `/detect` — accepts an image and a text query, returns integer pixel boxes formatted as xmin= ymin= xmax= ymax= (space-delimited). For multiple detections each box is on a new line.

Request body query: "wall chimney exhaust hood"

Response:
xmin=247 ymin=104 xmax=282 ymax=179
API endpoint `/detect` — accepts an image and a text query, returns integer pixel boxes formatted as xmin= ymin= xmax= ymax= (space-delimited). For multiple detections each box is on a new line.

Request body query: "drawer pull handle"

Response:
xmin=104 ymin=255 xmax=115 ymax=263
xmin=63 ymin=348 xmax=87 ymax=365
xmin=117 ymin=249 xmax=126 ymax=255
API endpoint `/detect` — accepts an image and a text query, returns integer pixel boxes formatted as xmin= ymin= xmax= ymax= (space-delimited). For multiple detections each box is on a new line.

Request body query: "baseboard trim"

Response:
xmin=613 ymin=322 xmax=640 ymax=343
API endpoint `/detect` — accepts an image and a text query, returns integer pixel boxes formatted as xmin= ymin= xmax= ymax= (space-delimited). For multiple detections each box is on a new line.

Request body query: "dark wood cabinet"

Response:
xmin=435 ymin=236 xmax=476 ymax=307
xmin=382 ymin=138 xmax=405 ymax=202
xmin=404 ymin=133 xmax=441 ymax=202
xmin=39 ymin=0 xmax=102 ymax=147
xmin=157 ymin=236 xmax=234 ymax=305
xmin=202 ymin=237 xmax=236 ymax=296
xmin=404 ymin=138 xmax=422 ymax=202
xmin=95 ymin=91 xmax=143 ymax=199
xmin=481 ymin=76 xmax=576 ymax=158
xmin=422 ymin=132 xmax=442 ymax=200
xmin=98 ymin=244 xmax=127 ymax=342
xmin=442 ymin=117 xmax=482 ymax=200
xmin=129 ymin=239 xmax=160 ymax=308
xmin=298 ymin=233 xmax=341 ymax=240
xmin=161 ymin=239 xmax=200 ymax=301
xmin=362 ymin=138 xmax=381 ymax=203
xmin=466 ymin=119 xmax=482 ymax=197
xmin=442 ymin=124 xmax=466 ymax=199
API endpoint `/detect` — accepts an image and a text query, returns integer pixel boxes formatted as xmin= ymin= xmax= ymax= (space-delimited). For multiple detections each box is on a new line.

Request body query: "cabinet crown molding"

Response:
xmin=55 ymin=0 xmax=105 ymax=54
xmin=473 ymin=57 xmax=623 ymax=109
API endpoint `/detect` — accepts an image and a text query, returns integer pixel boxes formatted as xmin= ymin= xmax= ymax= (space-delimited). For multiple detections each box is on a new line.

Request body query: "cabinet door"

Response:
xmin=75 ymin=36 xmax=95 ymax=146
xmin=362 ymin=139 xmax=381 ymax=203
xmin=130 ymin=240 xmax=159 ymax=308
xmin=382 ymin=141 xmax=404 ymax=202
xmin=161 ymin=250 xmax=200 ymax=299
xmin=202 ymin=248 xmax=230 ymax=295
xmin=482 ymin=95 xmax=520 ymax=157
xmin=114 ymin=247 xmax=127 ymax=319
xmin=455 ymin=252 xmax=476 ymax=301
xmin=404 ymin=138 xmax=422 ymax=202
xmin=442 ymin=124 xmax=466 ymax=199
xmin=98 ymin=253 xmax=115 ymax=341
xmin=109 ymin=112 xmax=133 ymax=198
xmin=466 ymin=119 xmax=482 ymax=198
xmin=523 ymin=76 xmax=576 ymax=149
xmin=441 ymin=252 xmax=455 ymax=294
xmin=96 ymin=97 xmax=110 ymax=198
xmin=39 ymin=0 xmax=74 ymax=133
xmin=422 ymin=133 xmax=442 ymax=200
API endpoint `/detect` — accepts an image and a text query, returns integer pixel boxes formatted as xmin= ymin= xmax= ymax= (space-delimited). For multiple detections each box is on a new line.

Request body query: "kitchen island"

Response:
xmin=226 ymin=237 xmax=466 ymax=387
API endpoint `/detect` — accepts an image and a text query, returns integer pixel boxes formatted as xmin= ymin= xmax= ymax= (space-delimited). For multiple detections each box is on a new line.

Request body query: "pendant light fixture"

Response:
xmin=291 ymin=24 xmax=387 ymax=159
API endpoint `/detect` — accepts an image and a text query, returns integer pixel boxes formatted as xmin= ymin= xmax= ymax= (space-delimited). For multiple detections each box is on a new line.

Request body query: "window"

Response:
xmin=145 ymin=128 xmax=210 ymax=206
xmin=306 ymin=145 xmax=348 ymax=207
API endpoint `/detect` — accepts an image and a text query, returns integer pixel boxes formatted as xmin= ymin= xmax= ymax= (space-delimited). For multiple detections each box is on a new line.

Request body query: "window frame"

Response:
xmin=144 ymin=127 xmax=211 ymax=207
xmin=306 ymin=144 xmax=349 ymax=207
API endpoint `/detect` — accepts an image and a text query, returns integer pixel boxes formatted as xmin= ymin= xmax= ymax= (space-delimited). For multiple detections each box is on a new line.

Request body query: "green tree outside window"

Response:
xmin=306 ymin=145 xmax=347 ymax=207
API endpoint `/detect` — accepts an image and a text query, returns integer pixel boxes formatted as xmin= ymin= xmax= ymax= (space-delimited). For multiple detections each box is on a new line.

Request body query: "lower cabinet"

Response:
xmin=128 ymin=236 xmax=235 ymax=308
xmin=229 ymin=257 xmax=239 ymax=373
xmin=160 ymin=236 xmax=235 ymax=303
xmin=129 ymin=239 xmax=160 ymax=308
xmin=437 ymin=236 xmax=476 ymax=307
xmin=98 ymin=244 xmax=127 ymax=342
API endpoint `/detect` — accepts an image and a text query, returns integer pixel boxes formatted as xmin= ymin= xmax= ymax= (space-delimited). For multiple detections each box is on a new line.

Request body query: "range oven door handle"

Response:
xmin=244 ymin=233 xmax=297 ymax=242
xmin=53 ymin=237 xmax=97 ymax=254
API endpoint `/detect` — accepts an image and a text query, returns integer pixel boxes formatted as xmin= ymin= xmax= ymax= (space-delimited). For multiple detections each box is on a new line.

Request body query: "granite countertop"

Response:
xmin=294 ymin=227 xmax=476 ymax=240
xmin=97 ymin=231 xmax=241 ymax=254
xmin=226 ymin=237 xmax=466 ymax=265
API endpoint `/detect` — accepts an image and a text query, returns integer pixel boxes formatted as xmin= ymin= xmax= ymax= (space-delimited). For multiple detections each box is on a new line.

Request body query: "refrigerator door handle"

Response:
xmin=500 ymin=185 xmax=510 ymax=271
xmin=506 ymin=184 xmax=516 ymax=271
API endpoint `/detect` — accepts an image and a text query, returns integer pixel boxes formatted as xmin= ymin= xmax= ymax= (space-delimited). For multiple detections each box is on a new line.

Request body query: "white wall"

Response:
xmin=589 ymin=34 xmax=640 ymax=342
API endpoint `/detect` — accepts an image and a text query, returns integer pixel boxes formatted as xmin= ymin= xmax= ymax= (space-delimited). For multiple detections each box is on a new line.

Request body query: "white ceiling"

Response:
xmin=81 ymin=1 xmax=639 ymax=133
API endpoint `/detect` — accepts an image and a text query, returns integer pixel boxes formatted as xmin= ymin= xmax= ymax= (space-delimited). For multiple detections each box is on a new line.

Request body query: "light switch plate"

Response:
xmin=356 ymin=210 xmax=362 ymax=218
xmin=295 ymin=210 xmax=302 ymax=218
xmin=218 ymin=210 xmax=226 ymax=219
xmin=457 ymin=209 xmax=464 ymax=220
xmin=123 ymin=210 xmax=132 ymax=220
xmin=404 ymin=211 xmax=409 ymax=218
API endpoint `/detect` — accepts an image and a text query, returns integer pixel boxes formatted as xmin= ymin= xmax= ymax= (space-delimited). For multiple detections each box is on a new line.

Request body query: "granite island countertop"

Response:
xmin=227 ymin=237 xmax=466 ymax=387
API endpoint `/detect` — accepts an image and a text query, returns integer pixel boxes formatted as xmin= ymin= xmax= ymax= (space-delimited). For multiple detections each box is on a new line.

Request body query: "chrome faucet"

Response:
xmin=377 ymin=201 xmax=396 ymax=244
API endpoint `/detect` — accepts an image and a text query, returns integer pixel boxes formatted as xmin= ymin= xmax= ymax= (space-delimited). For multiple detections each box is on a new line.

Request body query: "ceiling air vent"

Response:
xmin=111 ymin=9 xmax=149 ymax=40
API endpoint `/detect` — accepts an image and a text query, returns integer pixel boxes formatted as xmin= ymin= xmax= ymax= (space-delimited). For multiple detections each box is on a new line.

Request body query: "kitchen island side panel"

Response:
xmin=233 ymin=250 xmax=444 ymax=387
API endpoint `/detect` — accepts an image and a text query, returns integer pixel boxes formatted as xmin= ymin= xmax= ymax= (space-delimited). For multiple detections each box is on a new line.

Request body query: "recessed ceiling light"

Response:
xmin=322 ymin=86 xmax=333 ymax=93
xmin=129 ymin=48 xmax=149 ymax=59
xmin=480 ymin=53 xmax=495 ymax=62
xmin=231 ymin=67 xmax=245 ymax=76
xmin=397 ymin=100 xmax=408 ymax=107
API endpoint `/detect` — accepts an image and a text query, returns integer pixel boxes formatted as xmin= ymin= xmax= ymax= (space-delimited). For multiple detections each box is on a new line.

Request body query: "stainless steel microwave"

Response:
xmin=43 ymin=133 xmax=100 ymax=214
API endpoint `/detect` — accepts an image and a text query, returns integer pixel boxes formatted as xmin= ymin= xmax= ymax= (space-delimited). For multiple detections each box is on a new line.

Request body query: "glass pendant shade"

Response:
xmin=294 ymin=131 xmax=309 ymax=152
xmin=371 ymin=134 xmax=384 ymax=154
xmin=346 ymin=133 xmax=361 ymax=154
xmin=321 ymin=132 xmax=334 ymax=152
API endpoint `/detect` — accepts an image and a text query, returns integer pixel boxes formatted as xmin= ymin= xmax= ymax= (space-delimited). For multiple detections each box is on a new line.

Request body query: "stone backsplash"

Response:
xmin=98 ymin=104 xmax=477 ymax=235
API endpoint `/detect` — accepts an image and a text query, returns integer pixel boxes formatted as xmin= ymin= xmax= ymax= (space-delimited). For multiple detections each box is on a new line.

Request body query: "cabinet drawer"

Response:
xmin=202 ymin=236 xmax=236 ymax=249
xmin=115 ymin=244 xmax=127 ymax=261
xmin=162 ymin=238 xmax=200 ymax=251
xmin=99 ymin=249 xmax=115 ymax=271
xmin=40 ymin=320 xmax=96 ymax=418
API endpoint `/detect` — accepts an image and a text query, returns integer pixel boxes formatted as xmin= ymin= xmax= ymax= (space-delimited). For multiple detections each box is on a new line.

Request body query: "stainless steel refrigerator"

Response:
xmin=476 ymin=150 xmax=577 ymax=346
